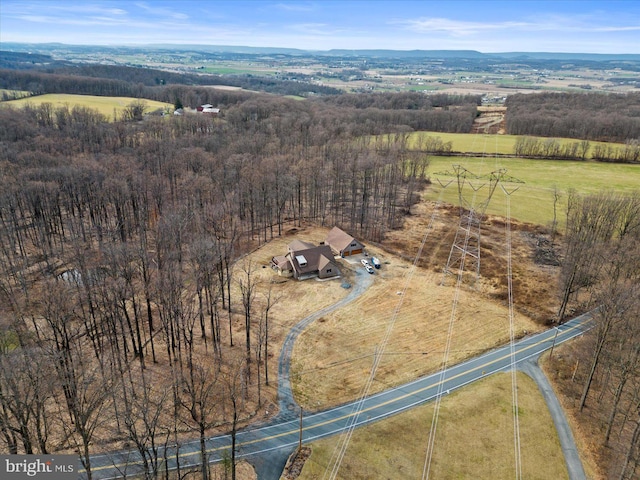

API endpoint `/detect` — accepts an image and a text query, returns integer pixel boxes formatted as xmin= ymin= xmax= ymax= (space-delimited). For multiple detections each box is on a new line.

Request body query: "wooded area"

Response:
xmin=556 ymin=191 xmax=640 ymax=479
xmin=0 ymin=65 xmax=639 ymax=478
xmin=0 ymin=88 xmax=458 ymax=478
xmin=506 ymin=92 xmax=640 ymax=143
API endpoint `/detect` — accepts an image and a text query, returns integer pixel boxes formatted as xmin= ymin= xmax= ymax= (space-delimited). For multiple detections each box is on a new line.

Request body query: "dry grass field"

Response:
xmin=295 ymin=372 xmax=568 ymax=480
xmin=286 ymin=201 xmax=551 ymax=411
xmin=1 ymin=93 xmax=172 ymax=120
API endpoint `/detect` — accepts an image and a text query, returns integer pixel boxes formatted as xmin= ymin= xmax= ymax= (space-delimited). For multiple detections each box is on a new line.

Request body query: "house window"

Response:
xmin=326 ymin=269 xmax=332 ymax=273
xmin=351 ymin=242 xmax=357 ymax=247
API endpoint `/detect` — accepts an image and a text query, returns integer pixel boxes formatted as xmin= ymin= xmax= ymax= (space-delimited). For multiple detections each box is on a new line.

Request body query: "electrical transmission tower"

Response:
xmin=436 ymin=165 xmax=523 ymax=285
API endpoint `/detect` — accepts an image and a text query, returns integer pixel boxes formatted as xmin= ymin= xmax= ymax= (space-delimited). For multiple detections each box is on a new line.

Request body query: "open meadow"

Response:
xmin=1 ymin=93 xmax=172 ymax=120
xmin=424 ymin=155 xmax=640 ymax=227
xmin=407 ymin=131 xmax=633 ymax=159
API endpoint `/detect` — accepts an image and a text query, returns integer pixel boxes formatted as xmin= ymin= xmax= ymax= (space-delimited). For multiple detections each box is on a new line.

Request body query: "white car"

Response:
xmin=364 ymin=264 xmax=375 ymax=274
xmin=360 ymin=258 xmax=370 ymax=266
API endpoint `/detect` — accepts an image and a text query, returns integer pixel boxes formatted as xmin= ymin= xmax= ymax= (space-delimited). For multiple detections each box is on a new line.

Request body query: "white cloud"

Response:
xmin=399 ymin=14 xmax=640 ymax=37
xmin=273 ymin=2 xmax=316 ymax=13
xmin=134 ymin=2 xmax=189 ymax=20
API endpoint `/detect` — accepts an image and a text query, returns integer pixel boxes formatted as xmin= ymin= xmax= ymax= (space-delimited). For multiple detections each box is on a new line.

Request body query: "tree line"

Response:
xmin=506 ymin=92 xmax=640 ymax=143
xmin=556 ymin=191 xmax=640 ymax=479
xmin=0 ymin=65 xmax=342 ymax=100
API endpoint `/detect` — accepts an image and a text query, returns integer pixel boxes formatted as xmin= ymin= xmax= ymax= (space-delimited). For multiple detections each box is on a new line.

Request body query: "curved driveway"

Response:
xmin=276 ymin=268 xmax=374 ymax=418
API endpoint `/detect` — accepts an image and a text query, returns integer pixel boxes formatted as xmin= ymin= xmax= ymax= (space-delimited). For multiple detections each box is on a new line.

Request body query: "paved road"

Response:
xmin=82 ymin=312 xmax=593 ymax=479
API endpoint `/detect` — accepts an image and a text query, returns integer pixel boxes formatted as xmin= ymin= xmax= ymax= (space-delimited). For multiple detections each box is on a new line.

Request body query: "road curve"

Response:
xmin=82 ymin=312 xmax=593 ymax=479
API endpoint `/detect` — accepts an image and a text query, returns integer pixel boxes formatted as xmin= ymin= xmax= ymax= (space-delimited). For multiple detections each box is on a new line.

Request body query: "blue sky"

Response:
xmin=1 ymin=1 xmax=639 ymax=53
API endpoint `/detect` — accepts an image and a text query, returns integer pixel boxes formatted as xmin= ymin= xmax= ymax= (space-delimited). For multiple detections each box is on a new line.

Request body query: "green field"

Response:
xmin=408 ymin=131 xmax=629 ymax=158
xmin=2 ymin=93 xmax=172 ymax=120
xmin=425 ymin=155 xmax=640 ymax=227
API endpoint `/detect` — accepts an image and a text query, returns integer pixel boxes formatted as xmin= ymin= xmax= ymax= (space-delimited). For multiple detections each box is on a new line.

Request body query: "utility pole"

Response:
xmin=298 ymin=408 xmax=303 ymax=452
xmin=435 ymin=165 xmax=522 ymax=286
xmin=549 ymin=327 xmax=560 ymax=358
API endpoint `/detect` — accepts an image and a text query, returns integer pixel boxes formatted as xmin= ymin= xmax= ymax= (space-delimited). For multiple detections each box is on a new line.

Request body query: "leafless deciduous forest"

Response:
xmin=554 ymin=191 xmax=640 ymax=479
xmin=506 ymin=92 xmax=640 ymax=143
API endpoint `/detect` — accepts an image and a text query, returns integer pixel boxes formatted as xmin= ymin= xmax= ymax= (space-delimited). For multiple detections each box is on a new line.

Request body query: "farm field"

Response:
xmin=1 ymin=93 xmax=172 ymax=120
xmin=407 ymin=131 xmax=631 ymax=158
xmin=296 ymin=372 xmax=568 ymax=480
xmin=425 ymin=155 xmax=640 ymax=227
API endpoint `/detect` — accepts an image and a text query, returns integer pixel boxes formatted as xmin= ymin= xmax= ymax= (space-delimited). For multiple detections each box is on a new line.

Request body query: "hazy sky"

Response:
xmin=1 ymin=0 xmax=639 ymax=53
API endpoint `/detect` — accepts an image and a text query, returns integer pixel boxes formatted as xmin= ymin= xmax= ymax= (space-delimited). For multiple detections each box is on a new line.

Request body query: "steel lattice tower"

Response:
xmin=436 ymin=165 xmax=523 ymax=285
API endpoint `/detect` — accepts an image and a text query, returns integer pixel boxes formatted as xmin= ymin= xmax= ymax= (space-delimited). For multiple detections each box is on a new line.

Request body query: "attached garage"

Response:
xmin=325 ymin=227 xmax=365 ymax=257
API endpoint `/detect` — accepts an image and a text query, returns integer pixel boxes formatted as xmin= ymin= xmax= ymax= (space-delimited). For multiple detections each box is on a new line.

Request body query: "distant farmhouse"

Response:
xmin=271 ymin=240 xmax=339 ymax=280
xmin=196 ymin=104 xmax=220 ymax=115
xmin=174 ymin=104 xmax=220 ymax=116
xmin=325 ymin=226 xmax=365 ymax=257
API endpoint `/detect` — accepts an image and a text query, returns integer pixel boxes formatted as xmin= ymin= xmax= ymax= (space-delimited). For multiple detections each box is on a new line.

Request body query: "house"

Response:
xmin=196 ymin=104 xmax=220 ymax=115
xmin=325 ymin=226 xmax=365 ymax=257
xmin=271 ymin=239 xmax=339 ymax=280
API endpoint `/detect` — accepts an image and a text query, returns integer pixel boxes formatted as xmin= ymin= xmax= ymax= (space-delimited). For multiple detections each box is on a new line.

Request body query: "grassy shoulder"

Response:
xmin=1 ymin=93 xmax=172 ymax=120
xmin=295 ymin=372 xmax=568 ymax=480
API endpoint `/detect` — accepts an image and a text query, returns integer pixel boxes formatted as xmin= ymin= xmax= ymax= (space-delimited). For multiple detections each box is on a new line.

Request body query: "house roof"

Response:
xmin=326 ymin=226 xmax=360 ymax=252
xmin=272 ymin=255 xmax=291 ymax=270
xmin=287 ymin=244 xmax=335 ymax=275
xmin=288 ymin=239 xmax=316 ymax=253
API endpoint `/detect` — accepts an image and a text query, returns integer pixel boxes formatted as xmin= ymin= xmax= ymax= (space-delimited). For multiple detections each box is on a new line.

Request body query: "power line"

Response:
xmin=322 ymin=195 xmax=444 ymax=480
xmin=503 ymin=185 xmax=523 ymax=480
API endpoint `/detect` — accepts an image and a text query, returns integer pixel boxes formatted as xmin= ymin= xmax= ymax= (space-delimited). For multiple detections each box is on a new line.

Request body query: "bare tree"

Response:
xmin=122 ymin=373 xmax=168 ymax=479
xmin=221 ymin=355 xmax=246 ymax=480
xmin=237 ymin=259 xmax=259 ymax=381
xmin=179 ymin=360 xmax=219 ymax=480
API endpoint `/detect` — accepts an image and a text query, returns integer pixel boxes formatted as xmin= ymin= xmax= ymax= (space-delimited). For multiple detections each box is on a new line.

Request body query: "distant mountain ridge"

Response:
xmin=2 ymin=42 xmax=639 ymax=61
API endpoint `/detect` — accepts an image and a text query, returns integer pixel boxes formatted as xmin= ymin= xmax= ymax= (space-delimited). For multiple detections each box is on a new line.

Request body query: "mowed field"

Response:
xmin=425 ymin=155 xmax=640 ymax=227
xmin=1 ymin=93 xmax=172 ymax=120
xmin=296 ymin=372 xmax=568 ymax=480
xmin=406 ymin=131 xmax=632 ymax=158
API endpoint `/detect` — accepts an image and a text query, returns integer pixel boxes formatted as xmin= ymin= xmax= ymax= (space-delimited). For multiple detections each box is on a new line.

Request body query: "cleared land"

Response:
xmin=407 ymin=131 xmax=633 ymax=158
xmin=1 ymin=93 xmax=172 ymax=120
xmin=288 ymin=201 xmax=553 ymax=411
xmin=295 ymin=372 xmax=568 ymax=480
xmin=425 ymin=156 xmax=640 ymax=227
